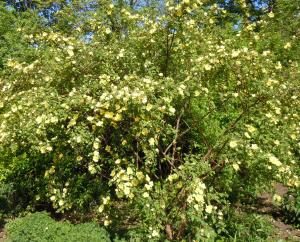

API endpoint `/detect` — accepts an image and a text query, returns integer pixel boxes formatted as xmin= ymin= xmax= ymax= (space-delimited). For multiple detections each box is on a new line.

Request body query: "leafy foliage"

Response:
xmin=222 ymin=210 xmax=274 ymax=241
xmin=282 ymin=187 xmax=300 ymax=228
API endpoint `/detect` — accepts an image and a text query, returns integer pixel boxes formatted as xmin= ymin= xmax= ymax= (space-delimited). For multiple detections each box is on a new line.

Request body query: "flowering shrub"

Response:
xmin=0 ymin=0 xmax=299 ymax=240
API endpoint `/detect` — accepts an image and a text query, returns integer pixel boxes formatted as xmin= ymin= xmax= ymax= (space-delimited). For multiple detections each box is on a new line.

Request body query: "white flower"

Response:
xmin=275 ymin=107 xmax=281 ymax=114
xmin=136 ymin=172 xmax=144 ymax=180
xmin=187 ymin=196 xmax=193 ymax=204
xmin=93 ymin=140 xmax=100 ymax=149
xmin=93 ymin=151 xmax=100 ymax=162
xmin=231 ymin=50 xmax=240 ymax=58
xmin=117 ymin=49 xmax=125 ymax=58
xmin=193 ymin=204 xmax=200 ymax=211
xmin=229 ymin=140 xmax=238 ymax=148
xmin=284 ymin=42 xmax=291 ymax=49
xmin=143 ymin=192 xmax=150 ymax=198
xmin=126 ymin=167 xmax=134 ymax=175
xmin=266 ymin=113 xmax=273 ymax=118
xmin=104 ymin=112 xmax=114 ymax=119
xmin=244 ymin=132 xmax=251 ymax=139
xmin=104 ymin=220 xmax=111 ymax=226
xmin=141 ymin=96 xmax=147 ymax=104
xmin=123 ymin=186 xmax=130 ymax=195
xmin=87 ymin=116 xmax=94 ymax=122
xmin=205 ymin=205 xmax=213 ymax=214
xmin=232 ymin=163 xmax=240 ymax=171
xmin=152 ymin=230 xmax=159 ymax=237
xmin=247 ymin=125 xmax=257 ymax=133
xmin=145 ymin=181 xmax=153 ymax=190
xmin=250 ymin=144 xmax=259 ymax=150
xmin=275 ymin=62 xmax=282 ymax=70
xmin=76 ymin=136 xmax=82 ymax=143
xmin=204 ymin=64 xmax=212 ymax=71
xmin=102 ymin=196 xmax=110 ymax=205
xmin=98 ymin=205 xmax=104 ymax=213
xmin=273 ymin=194 xmax=282 ymax=203
xmin=88 ymin=164 xmax=97 ymax=174
xmin=274 ymin=140 xmax=280 ymax=146
xmin=268 ymin=154 xmax=282 ymax=166
xmin=11 ymin=105 xmax=18 ymax=112
xmin=169 ymin=106 xmax=176 ymax=114
xmin=96 ymin=121 xmax=103 ymax=127
xmin=268 ymin=12 xmax=274 ymax=18
xmin=149 ymin=138 xmax=155 ymax=146
xmin=50 ymin=116 xmax=58 ymax=123
xmin=67 ymin=49 xmax=74 ymax=57
xmin=146 ymin=104 xmax=153 ymax=111
xmin=194 ymin=194 xmax=204 ymax=203
xmin=40 ymin=146 xmax=46 ymax=154
xmin=36 ymin=116 xmax=43 ymax=124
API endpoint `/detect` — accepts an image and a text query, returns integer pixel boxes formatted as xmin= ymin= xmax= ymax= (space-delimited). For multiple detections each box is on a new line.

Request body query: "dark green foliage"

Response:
xmin=222 ymin=210 xmax=274 ymax=241
xmin=5 ymin=212 xmax=111 ymax=242
xmin=282 ymin=188 xmax=300 ymax=228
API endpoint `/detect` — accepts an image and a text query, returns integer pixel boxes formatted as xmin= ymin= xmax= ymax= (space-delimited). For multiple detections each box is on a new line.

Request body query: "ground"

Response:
xmin=258 ymin=183 xmax=300 ymax=241
xmin=0 ymin=229 xmax=6 ymax=242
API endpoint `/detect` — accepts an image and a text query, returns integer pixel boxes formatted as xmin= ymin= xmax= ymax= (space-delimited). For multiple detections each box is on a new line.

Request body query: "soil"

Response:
xmin=257 ymin=183 xmax=300 ymax=241
xmin=0 ymin=228 xmax=6 ymax=242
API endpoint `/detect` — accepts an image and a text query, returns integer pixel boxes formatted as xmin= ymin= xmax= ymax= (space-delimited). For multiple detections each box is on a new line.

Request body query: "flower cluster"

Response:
xmin=187 ymin=179 xmax=206 ymax=211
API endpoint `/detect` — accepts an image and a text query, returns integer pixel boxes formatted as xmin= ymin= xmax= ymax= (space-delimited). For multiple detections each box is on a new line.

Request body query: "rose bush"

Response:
xmin=0 ymin=0 xmax=299 ymax=240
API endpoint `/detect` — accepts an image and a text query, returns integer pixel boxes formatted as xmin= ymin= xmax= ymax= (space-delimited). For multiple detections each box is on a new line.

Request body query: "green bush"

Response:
xmin=0 ymin=0 xmax=299 ymax=240
xmin=222 ymin=210 xmax=274 ymax=241
xmin=5 ymin=212 xmax=110 ymax=242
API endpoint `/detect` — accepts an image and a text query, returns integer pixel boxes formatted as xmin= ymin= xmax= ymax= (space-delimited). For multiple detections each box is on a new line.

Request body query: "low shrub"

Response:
xmin=282 ymin=188 xmax=300 ymax=228
xmin=5 ymin=212 xmax=110 ymax=242
xmin=222 ymin=210 xmax=274 ymax=241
